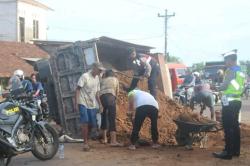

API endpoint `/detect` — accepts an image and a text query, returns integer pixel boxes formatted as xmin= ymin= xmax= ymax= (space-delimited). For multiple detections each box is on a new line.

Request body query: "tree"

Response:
xmin=167 ymin=55 xmax=182 ymax=63
xmin=192 ymin=62 xmax=205 ymax=72
xmin=240 ymin=60 xmax=250 ymax=76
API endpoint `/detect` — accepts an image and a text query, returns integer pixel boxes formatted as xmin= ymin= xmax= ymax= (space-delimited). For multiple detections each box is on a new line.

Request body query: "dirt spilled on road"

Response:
xmin=114 ymin=71 xmax=250 ymax=146
xmin=115 ymin=71 xmax=193 ymax=144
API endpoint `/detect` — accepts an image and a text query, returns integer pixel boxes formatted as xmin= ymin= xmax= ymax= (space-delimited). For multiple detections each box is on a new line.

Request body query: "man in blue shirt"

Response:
xmin=31 ymin=73 xmax=44 ymax=98
xmin=22 ymin=79 xmax=33 ymax=93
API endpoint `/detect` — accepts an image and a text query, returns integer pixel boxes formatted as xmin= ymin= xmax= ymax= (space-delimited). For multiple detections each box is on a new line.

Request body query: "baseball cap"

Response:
xmin=223 ymin=49 xmax=237 ymax=61
xmin=92 ymin=62 xmax=106 ymax=71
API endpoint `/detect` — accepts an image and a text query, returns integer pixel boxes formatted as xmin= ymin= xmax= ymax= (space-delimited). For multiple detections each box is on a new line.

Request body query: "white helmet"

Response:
xmin=14 ymin=69 xmax=24 ymax=78
xmin=193 ymin=71 xmax=200 ymax=77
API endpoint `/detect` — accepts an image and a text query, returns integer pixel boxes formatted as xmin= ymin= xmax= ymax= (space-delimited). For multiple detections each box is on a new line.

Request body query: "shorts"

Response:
xmin=100 ymin=93 xmax=116 ymax=131
xmin=196 ymin=91 xmax=215 ymax=108
xmin=79 ymin=104 xmax=97 ymax=128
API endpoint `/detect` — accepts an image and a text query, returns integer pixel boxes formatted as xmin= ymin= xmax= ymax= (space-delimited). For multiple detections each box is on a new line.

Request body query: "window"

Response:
xmin=19 ymin=17 xmax=25 ymax=42
xmin=84 ymin=48 xmax=96 ymax=66
xmin=33 ymin=20 xmax=39 ymax=39
xmin=176 ymin=68 xmax=187 ymax=78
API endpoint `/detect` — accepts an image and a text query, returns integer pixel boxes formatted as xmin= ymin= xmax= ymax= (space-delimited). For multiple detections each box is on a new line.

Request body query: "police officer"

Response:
xmin=126 ymin=48 xmax=160 ymax=99
xmin=7 ymin=69 xmax=33 ymax=93
xmin=213 ymin=50 xmax=245 ymax=160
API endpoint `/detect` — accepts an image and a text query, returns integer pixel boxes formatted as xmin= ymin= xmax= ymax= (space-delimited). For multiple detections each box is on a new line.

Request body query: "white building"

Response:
xmin=0 ymin=0 xmax=52 ymax=42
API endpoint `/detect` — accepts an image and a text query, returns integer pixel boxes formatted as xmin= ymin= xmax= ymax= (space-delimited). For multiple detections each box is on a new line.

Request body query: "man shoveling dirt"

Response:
xmin=127 ymin=89 xmax=160 ymax=150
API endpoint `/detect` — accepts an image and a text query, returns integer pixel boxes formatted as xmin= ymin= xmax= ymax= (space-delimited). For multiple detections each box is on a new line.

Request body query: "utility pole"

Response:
xmin=158 ymin=9 xmax=175 ymax=61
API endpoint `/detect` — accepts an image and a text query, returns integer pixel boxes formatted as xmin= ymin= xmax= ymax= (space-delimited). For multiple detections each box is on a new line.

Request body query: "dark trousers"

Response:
xmin=148 ymin=65 xmax=160 ymax=98
xmin=100 ymin=94 xmax=116 ymax=131
xmin=190 ymin=91 xmax=214 ymax=110
xmin=222 ymin=100 xmax=241 ymax=155
xmin=130 ymin=105 xmax=159 ymax=144
xmin=129 ymin=65 xmax=159 ymax=98
xmin=129 ymin=69 xmax=145 ymax=91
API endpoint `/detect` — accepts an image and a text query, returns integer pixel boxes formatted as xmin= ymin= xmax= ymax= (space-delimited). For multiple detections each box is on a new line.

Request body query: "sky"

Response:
xmin=39 ymin=0 xmax=250 ymax=66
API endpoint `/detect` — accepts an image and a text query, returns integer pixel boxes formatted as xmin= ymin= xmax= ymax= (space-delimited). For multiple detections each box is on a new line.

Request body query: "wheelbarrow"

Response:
xmin=173 ymin=119 xmax=220 ymax=149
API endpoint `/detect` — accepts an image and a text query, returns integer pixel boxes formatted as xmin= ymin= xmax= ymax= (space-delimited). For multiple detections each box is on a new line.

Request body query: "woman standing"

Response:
xmin=99 ymin=70 xmax=121 ymax=146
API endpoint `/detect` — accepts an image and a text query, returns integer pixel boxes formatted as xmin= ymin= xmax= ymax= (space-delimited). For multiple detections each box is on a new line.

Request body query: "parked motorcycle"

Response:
xmin=174 ymin=85 xmax=194 ymax=106
xmin=242 ymin=82 xmax=250 ymax=100
xmin=32 ymin=94 xmax=50 ymax=121
xmin=0 ymin=88 xmax=59 ymax=166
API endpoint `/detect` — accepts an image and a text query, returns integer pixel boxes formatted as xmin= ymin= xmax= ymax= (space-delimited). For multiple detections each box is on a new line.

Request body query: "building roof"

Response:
xmin=19 ymin=0 xmax=53 ymax=10
xmin=33 ymin=40 xmax=73 ymax=47
xmin=0 ymin=41 xmax=49 ymax=77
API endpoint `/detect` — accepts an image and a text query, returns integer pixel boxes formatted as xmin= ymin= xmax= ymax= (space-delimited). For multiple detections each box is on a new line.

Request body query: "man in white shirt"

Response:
xmin=75 ymin=62 xmax=105 ymax=151
xmin=127 ymin=89 xmax=160 ymax=150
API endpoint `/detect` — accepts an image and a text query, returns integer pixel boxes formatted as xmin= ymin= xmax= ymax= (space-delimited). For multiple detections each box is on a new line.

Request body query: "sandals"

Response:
xmin=128 ymin=145 xmax=136 ymax=150
xmin=110 ymin=142 xmax=123 ymax=147
xmin=151 ymin=144 xmax=161 ymax=149
xmin=185 ymin=145 xmax=193 ymax=151
xmin=100 ymin=139 xmax=108 ymax=144
xmin=82 ymin=144 xmax=90 ymax=151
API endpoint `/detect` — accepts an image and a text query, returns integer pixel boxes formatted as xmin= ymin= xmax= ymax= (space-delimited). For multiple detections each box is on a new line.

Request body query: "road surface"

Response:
xmin=8 ymin=99 xmax=250 ymax=166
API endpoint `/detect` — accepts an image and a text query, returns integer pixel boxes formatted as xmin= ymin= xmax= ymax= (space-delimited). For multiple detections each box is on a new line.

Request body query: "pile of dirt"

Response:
xmin=115 ymin=71 xmax=193 ymax=145
xmin=241 ymin=123 xmax=250 ymax=138
xmin=114 ymin=71 xmax=250 ymax=146
xmin=176 ymin=112 xmax=217 ymax=125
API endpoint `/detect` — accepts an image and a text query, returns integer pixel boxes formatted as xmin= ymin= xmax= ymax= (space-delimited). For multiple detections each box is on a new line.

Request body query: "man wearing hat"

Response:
xmin=126 ymin=48 xmax=160 ymax=99
xmin=75 ymin=62 xmax=105 ymax=151
xmin=213 ymin=50 xmax=245 ymax=160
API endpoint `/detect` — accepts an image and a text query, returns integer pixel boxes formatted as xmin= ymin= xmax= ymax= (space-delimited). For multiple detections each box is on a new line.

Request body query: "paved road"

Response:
xmin=7 ymin=99 xmax=250 ymax=166
xmin=195 ymin=98 xmax=250 ymax=124
xmin=241 ymin=99 xmax=250 ymax=124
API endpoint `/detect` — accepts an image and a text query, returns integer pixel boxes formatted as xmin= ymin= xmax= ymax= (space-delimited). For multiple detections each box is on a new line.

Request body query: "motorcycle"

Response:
xmin=32 ymin=94 xmax=50 ymax=121
xmin=174 ymin=85 xmax=194 ymax=106
xmin=0 ymin=88 xmax=59 ymax=166
xmin=242 ymin=82 xmax=250 ymax=100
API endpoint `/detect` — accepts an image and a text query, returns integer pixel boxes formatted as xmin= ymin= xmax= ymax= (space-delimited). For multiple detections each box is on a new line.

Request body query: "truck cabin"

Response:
xmin=167 ymin=63 xmax=187 ymax=92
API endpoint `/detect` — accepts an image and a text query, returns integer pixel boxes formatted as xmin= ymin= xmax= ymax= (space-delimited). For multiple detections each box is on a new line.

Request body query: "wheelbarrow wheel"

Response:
xmin=175 ymin=129 xmax=189 ymax=146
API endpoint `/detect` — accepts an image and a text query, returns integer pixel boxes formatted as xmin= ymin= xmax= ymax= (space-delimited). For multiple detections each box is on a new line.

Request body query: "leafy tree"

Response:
xmin=240 ymin=60 xmax=250 ymax=76
xmin=192 ymin=62 xmax=205 ymax=72
xmin=167 ymin=55 xmax=182 ymax=63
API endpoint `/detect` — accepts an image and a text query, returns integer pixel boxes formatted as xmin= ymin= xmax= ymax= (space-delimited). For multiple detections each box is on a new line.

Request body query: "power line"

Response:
xmin=51 ymin=26 xmax=110 ymax=34
xmin=51 ymin=26 xmax=164 ymax=41
xmin=122 ymin=34 xmax=164 ymax=41
xmin=120 ymin=0 xmax=162 ymax=10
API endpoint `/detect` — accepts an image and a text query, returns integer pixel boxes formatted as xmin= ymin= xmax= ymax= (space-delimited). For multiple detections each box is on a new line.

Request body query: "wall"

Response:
xmin=0 ymin=1 xmax=17 ymax=41
xmin=18 ymin=1 xmax=47 ymax=42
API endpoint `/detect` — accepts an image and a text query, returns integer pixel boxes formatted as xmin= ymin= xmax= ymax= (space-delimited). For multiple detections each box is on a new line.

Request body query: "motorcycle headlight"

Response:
xmin=32 ymin=115 xmax=36 ymax=121
xmin=42 ymin=97 xmax=47 ymax=102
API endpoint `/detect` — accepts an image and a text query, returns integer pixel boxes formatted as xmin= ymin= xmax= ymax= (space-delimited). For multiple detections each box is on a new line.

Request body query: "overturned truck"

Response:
xmin=36 ymin=37 xmax=170 ymax=138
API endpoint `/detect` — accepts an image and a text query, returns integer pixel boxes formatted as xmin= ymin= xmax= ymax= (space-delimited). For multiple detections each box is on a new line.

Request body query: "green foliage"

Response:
xmin=192 ymin=62 xmax=205 ymax=72
xmin=167 ymin=55 xmax=182 ymax=63
xmin=240 ymin=60 xmax=250 ymax=76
